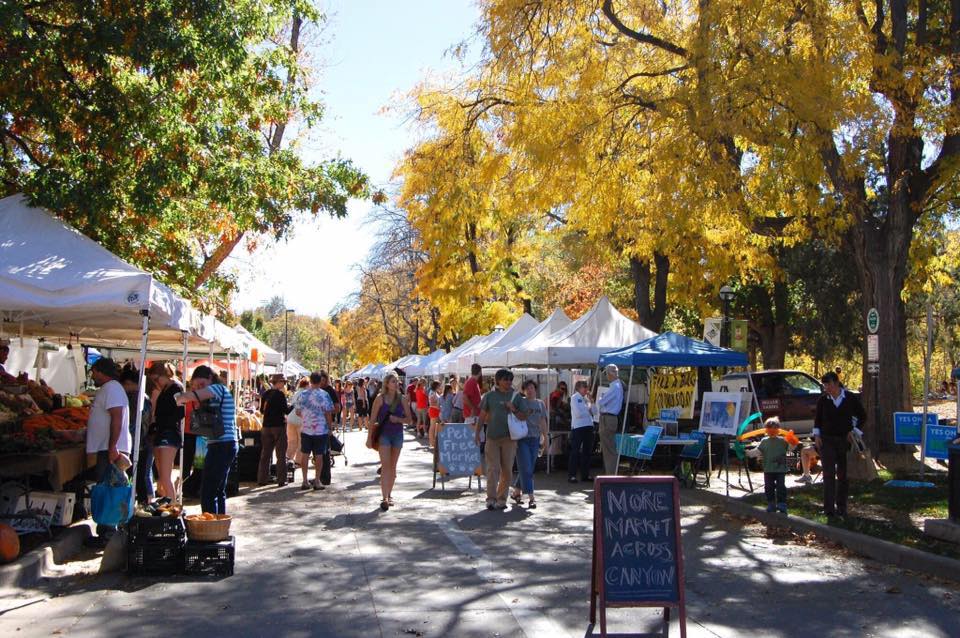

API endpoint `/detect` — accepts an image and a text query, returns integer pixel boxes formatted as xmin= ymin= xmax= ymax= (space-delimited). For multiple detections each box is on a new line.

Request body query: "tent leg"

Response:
xmin=615 ymin=365 xmax=635 ymax=476
xmin=131 ymin=310 xmax=150 ymax=503
xmin=178 ymin=331 xmax=189 ymax=504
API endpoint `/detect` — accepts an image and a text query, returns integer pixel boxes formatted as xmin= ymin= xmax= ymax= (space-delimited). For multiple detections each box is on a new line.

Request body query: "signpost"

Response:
xmin=434 ymin=423 xmax=482 ymax=492
xmin=590 ymin=476 xmax=687 ymax=638
xmin=867 ymin=308 xmax=881 ymax=470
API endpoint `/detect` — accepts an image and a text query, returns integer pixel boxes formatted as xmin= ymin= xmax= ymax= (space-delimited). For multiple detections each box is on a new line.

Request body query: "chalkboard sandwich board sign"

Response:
xmin=433 ymin=422 xmax=483 ymax=492
xmin=590 ymin=476 xmax=687 ymax=638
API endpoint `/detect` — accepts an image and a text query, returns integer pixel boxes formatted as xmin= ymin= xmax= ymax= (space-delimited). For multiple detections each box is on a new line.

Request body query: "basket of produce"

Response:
xmin=184 ymin=513 xmax=232 ymax=542
xmin=130 ymin=504 xmax=185 ymax=542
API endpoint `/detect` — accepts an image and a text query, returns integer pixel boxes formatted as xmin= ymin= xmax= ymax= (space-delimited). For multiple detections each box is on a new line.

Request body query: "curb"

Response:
xmin=0 ymin=521 xmax=93 ymax=590
xmin=686 ymin=489 xmax=960 ymax=585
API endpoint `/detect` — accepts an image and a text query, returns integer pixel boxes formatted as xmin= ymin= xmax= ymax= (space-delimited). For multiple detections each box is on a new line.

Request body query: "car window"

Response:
xmin=781 ymin=373 xmax=821 ymax=395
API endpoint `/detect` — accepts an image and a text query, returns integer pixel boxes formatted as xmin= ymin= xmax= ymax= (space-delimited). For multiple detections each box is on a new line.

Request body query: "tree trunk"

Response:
xmin=755 ymin=323 xmax=789 ymax=370
xmin=850 ymin=217 xmax=913 ymax=458
xmin=630 ymin=252 xmax=669 ymax=332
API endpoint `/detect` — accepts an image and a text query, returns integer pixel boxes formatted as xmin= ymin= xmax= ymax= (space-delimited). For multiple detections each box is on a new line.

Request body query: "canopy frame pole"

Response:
xmin=615 ymin=364 xmax=635 ymax=476
xmin=131 ymin=309 xmax=150 ymax=502
xmin=178 ymin=331 xmax=189 ymax=504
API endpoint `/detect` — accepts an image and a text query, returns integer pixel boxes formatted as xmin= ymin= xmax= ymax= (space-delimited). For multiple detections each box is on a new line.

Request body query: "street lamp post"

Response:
xmin=284 ymin=308 xmax=294 ymax=362
xmin=719 ymin=285 xmax=735 ymax=348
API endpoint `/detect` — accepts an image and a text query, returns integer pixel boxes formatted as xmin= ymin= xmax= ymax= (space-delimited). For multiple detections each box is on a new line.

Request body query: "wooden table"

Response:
xmin=0 ymin=447 xmax=88 ymax=491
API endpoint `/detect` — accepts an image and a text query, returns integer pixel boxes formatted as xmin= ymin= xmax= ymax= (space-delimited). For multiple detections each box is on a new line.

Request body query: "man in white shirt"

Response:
xmin=85 ymin=357 xmax=131 ymax=546
xmin=568 ymin=381 xmax=596 ymax=483
xmin=596 ymin=364 xmax=625 ymax=475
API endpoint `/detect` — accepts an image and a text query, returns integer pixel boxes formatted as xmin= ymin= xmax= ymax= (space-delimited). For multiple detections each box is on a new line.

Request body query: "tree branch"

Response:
xmin=601 ymin=0 xmax=688 ymax=58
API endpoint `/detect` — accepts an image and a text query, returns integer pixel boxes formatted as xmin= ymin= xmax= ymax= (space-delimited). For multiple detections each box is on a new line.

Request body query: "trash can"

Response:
xmin=949 ymin=443 xmax=960 ymax=523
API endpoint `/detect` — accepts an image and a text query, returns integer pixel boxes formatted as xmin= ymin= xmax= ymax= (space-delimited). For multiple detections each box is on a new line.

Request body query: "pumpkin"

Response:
xmin=0 ymin=523 xmax=20 ymax=563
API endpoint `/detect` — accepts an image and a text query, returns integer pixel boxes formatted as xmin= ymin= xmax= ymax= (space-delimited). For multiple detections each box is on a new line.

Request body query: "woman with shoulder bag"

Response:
xmin=368 ymin=373 xmax=413 ymax=511
xmin=511 ymin=380 xmax=547 ymax=509
xmin=175 ymin=366 xmax=238 ymax=514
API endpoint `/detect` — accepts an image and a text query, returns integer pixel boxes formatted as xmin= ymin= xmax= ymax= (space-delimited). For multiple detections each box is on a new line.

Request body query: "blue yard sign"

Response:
xmin=923 ymin=422 xmax=958 ymax=461
xmin=893 ymin=412 xmax=937 ymax=446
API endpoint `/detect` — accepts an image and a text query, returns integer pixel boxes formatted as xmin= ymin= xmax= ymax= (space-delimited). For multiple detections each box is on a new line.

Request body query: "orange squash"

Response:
xmin=0 ymin=523 xmax=20 ymax=563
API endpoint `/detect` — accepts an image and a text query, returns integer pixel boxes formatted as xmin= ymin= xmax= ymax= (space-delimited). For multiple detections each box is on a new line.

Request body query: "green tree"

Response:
xmin=1 ymin=0 xmax=368 ymax=308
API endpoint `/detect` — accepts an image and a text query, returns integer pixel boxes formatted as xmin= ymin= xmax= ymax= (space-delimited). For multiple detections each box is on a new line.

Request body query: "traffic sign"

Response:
xmin=867 ymin=308 xmax=880 ymax=334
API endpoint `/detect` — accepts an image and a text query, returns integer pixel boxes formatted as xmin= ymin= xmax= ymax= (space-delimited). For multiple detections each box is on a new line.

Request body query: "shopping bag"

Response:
xmin=508 ymin=413 xmax=528 ymax=440
xmin=90 ymin=463 xmax=135 ymax=527
xmin=194 ymin=436 xmax=208 ymax=470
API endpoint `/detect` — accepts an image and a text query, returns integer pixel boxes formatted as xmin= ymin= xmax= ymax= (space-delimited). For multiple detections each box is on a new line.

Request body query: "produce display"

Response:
xmin=135 ymin=501 xmax=184 ymax=518
xmin=0 ymin=384 xmax=91 ymax=454
xmin=236 ymin=411 xmax=262 ymax=432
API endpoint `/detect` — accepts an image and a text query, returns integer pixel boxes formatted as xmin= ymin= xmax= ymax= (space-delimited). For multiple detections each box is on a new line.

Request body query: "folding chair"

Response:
xmin=674 ymin=431 xmax=709 ymax=488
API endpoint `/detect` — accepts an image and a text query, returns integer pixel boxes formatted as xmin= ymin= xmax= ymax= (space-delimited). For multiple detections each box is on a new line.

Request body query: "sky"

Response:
xmin=228 ymin=0 xmax=481 ymax=318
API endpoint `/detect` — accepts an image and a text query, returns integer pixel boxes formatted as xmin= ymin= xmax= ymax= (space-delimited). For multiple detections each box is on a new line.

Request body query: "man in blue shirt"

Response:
xmin=597 ymin=364 xmax=624 ymax=475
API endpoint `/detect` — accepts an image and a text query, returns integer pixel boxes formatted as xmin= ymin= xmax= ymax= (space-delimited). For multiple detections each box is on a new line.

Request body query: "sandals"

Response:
xmin=379 ymin=500 xmax=390 ymax=511
xmin=511 ymin=491 xmax=523 ymax=506
xmin=528 ymin=499 xmax=537 ymax=509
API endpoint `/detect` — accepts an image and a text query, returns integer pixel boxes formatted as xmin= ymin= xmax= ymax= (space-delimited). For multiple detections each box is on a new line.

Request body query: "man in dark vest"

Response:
xmin=814 ymin=371 xmax=866 ymax=518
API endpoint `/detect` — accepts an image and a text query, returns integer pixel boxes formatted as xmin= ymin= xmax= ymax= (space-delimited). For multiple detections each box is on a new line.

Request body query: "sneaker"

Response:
xmin=528 ymin=499 xmax=537 ymax=509
xmin=797 ymin=474 xmax=813 ymax=484
xmin=568 ymin=477 xmax=578 ymax=484
xmin=777 ymin=504 xmax=788 ymax=515
xmin=766 ymin=504 xmax=776 ymax=513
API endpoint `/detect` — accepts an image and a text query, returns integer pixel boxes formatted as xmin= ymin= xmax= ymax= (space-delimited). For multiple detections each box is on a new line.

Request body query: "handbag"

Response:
xmin=91 ymin=463 xmax=135 ymax=527
xmin=508 ymin=393 xmax=528 ymax=440
xmin=190 ymin=389 xmax=225 ymax=439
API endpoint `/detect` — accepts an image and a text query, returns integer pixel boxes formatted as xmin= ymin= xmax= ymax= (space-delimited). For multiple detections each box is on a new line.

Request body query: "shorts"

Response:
xmin=300 ymin=433 xmax=329 ymax=457
xmin=356 ymin=403 xmax=369 ymax=417
xmin=379 ymin=430 xmax=404 ymax=448
xmin=428 ymin=406 xmax=440 ymax=419
xmin=154 ymin=427 xmax=182 ymax=448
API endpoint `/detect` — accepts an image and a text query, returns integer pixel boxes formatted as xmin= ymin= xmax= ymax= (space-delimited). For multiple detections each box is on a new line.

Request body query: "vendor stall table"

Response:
xmin=0 ymin=447 xmax=87 ymax=491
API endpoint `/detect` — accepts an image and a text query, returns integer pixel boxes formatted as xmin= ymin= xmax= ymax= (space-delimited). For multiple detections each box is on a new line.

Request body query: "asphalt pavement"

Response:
xmin=1 ymin=428 xmax=958 ymax=638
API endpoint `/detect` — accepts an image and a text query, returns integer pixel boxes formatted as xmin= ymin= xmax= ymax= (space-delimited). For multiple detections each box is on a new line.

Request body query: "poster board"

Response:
xmin=590 ymin=476 xmax=687 ymax=638
xmin=893 ymin=412 xmax=936 ymax=445
xmin=436 ymin=423 xmax=482 ymax=478
xmin=698 ymin=392 xmax=743 ymax=436
xmin=924 ymin=422 xmax=958 ymax=460
xmin=647 ymin=369 xmax=697 ymax=420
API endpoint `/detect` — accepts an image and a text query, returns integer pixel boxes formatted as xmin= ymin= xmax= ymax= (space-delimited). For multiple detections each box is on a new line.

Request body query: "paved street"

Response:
xmin=2 ymin=430 xmax=959 ymax=638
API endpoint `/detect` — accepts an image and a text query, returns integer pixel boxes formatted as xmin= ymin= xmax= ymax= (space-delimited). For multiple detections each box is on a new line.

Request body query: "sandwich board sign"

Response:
xmin=434 ymin=422 xmax=482 ymax=491
xmin=590 ymin=476 xmax=687 ymax=638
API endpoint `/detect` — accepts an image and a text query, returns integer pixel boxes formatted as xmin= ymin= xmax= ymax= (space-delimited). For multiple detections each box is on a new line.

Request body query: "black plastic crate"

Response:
xmin=127 ymin=537 xmax=184 ymax=576
xmin=183 ymin=536 xmax=235 ymax=576
xmin=127 ymin=515 xmax=186 ymax=543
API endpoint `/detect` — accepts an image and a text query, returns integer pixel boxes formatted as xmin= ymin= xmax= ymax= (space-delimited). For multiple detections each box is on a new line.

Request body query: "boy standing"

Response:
xmin=749 ymin=417 xmax=790 ymax=514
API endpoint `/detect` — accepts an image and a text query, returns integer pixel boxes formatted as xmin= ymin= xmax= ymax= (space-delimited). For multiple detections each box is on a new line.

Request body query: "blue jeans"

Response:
xmin=135 ymin=441 xmax=155 ymax=504
xmin=568 ymin=427 xmax=594 ymax=480
xmin=201 ymin=441 xmax=238 ymax=514
xmin=514 ymin=436 xmax=540 ymax=494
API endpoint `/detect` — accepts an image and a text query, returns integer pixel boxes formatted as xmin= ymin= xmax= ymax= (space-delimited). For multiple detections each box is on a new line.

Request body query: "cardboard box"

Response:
xmin=9 ymin=491 xmax=76 ymax=531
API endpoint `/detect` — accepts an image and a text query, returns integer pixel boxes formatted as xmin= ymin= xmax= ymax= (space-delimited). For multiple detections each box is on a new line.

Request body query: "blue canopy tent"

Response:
xmin=598 ymin=332 xmax=756 ymax=483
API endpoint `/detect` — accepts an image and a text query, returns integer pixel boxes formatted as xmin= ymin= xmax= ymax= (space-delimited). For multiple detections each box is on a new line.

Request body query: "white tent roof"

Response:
xmin=455 ymin=314 xmax=538 ymax=375
xmin=233 ymin=325 xmax=282 ymax=364
xmin=0 ymin=194 xmax=193 ymax=344
xmin=425 ymin=335 xmax=482 ymax=377
xmin=387 ymin=354 xmax=423 ymax=373
xmin=478 ymin=308 xmax=572 ymax=369
xmin=282 ymin=359 xmax=310 ymax=377
xmin=505 ymin=296 xmax=656 ymax=367
xmin=402 ymin=349 xmax=447 ymax=376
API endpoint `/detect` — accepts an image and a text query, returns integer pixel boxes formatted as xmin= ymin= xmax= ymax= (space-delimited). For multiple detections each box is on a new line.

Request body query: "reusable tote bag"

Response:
xmin=91 ymin=463 xmax=135 ymax=527
xmin=508 ymin=393 xmax=528 ymax=440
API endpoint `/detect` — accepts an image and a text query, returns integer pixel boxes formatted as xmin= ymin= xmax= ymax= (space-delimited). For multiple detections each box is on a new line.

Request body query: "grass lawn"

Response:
xmin=743 ymin=469 xmax=960 ymax=560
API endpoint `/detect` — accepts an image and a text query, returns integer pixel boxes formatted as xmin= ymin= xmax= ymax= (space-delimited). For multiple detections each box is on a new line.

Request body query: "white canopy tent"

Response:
xmin=402 ymin=349 xmax=447 ymax=377
xmin=0 ymin=194 xmax=241 ymax=503
xmin=387 ymin=354 xmax=424 ymax=375
xmin=455 ymin=314 xmax=538 ymax=375
xmin=282 ymin=359 xmax=310 ymax=378
xmin=505 ymin=296 xmax=656 ymax=367
xmin=233 ymin=325 xmax=282 ymax=365
xmin=476 ymin=308 xmax=571 ymax=369
xmin=425 ymin=335 xmax=482 ymax=377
